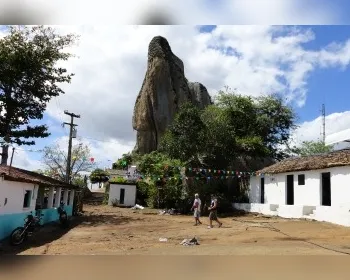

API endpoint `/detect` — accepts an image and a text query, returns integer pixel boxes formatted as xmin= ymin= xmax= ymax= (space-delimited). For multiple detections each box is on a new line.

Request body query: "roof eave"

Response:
xmin=2 ymin=175 xmax=79 ymax=189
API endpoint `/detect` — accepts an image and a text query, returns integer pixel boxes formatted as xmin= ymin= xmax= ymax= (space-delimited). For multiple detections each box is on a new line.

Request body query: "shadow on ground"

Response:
xmin=0 ymin=216 xmax=84 ymax=256
xmin=0 ymin=210 xmax=138 ymax=255
xmin=78 ymin=212 xmax=139 ymax=227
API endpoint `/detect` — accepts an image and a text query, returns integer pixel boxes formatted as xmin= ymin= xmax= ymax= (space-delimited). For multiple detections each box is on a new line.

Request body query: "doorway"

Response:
xmin=260 ymin=177 xmax=265 ymax=203
xmin=321 ymin=172 xmax=331 ymax=206
xmin=286 ymin=175 xmax=294 ymax=205
xmin=119 ymin=188 xmax=125 ymax=205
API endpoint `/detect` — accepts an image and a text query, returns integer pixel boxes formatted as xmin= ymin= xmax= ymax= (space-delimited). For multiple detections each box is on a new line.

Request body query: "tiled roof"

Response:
xmin=258 ymin=149 xmax=350 ymax=174
xmin=0 ymin=166 xmax=78 ymax=189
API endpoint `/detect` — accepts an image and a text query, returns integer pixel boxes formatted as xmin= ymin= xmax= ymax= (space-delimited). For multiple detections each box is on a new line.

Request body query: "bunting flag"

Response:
xmin=121 ymin=164 xmax=270 ymax=182
xmin=130 ymin=171 xmax=255 ymax=182
xmin=134 ymin=174 xmax=252 ymax=182
xmin=148 ymin=164 xmax=263 ymax=175
xmin=145 ymin=164 xmax=259 ymax=176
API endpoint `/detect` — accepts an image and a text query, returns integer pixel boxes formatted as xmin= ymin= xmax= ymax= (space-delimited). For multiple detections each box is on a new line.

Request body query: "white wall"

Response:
xmin=108 ymin=184 xmax=136 ymax=207
xmin=249 ymin=166 xmax=350 ymax=207
xmin=0 ymin=178 xmax=39 ymax=215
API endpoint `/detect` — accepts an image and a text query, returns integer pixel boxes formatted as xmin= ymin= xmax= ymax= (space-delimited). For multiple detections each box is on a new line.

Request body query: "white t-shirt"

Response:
xmin=194 ymin=198 xmax=201 ymax=211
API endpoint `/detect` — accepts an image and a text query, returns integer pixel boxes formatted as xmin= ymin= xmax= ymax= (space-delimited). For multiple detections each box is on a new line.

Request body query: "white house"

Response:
xmin=0 ymin=166 xmax=77 ymax=241
xmin=108 ymin=182 xmax=137 ymax=207
xmin=233 ymin=149 xmax=350 ymax=227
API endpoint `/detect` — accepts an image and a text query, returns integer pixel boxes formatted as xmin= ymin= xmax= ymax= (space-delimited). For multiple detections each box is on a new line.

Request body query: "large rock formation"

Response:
xmin=132 ymin=36 xmax=212 ymax=154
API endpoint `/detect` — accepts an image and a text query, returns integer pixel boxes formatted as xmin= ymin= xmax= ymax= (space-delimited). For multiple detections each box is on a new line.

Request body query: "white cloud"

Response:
xmin=11 ymin=148 xmax=43 ymax=171
xmin=292 ymin=111 xmax=350 ymax=149
xmin=3 ymin=25 xmax=350 ymax=169
xmin=48 ymin=136 xmax=134 ymax=169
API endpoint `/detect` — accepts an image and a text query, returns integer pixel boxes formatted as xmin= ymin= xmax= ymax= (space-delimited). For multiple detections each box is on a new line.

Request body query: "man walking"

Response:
xmin=208 ymin=195 xmax=223 ymax=229
xmin=191 ymin=193 xmax=202 ymax=226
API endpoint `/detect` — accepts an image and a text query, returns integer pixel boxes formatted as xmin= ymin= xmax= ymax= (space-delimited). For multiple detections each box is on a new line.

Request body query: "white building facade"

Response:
xmin=234 ymin=150 xmax=350 ymax=227
xmin=0 ymin=167 xmax=77 ymax=241
xmin=108 ymin=183 xmax=137 ymax=207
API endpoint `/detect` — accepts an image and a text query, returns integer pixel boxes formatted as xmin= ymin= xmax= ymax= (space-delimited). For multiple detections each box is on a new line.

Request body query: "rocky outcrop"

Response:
xmin=132 ymin=36 xmax=212 ymax=154
xmin=188 ymin=82 xmax=212 ymax=110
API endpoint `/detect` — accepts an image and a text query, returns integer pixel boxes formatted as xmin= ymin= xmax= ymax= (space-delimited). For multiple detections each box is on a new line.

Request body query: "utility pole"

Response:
xmin=63 ymin=110 xmax=80 ymax=184
xmin=321 ymin=104 xmax=326 ymax=144
xmin=8 ymin=147 xmax=15 ymax=175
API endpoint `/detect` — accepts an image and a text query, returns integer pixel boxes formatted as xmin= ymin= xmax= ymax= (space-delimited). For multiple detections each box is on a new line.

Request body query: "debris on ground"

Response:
xmin=159 ymin=238 xmax=168 ymax=242
xmin=159 ymin=208 xmax=179 ymax=215
xmin=131 ymin=204 xmax=145 ymax=210
xmin=180 ymin=237 xmax=200 ymax=246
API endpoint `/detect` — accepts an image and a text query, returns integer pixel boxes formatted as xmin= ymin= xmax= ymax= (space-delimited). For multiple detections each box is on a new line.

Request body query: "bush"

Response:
xmin=102 ymin=182 xmax=110 ymax=205
xmin=111 ymin=199 xmax=119 ymax=207
xmin=109 ymin=176 xmax=127 ymax=184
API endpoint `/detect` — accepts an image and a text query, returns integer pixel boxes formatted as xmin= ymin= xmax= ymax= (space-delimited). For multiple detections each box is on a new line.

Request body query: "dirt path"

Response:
xmin=3 ymin=205 xmax=350 ymax=255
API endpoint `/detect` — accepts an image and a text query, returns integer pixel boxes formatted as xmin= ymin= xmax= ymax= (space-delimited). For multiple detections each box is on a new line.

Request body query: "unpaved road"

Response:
xmin=2 ymin=205 xmax=350 ymax=255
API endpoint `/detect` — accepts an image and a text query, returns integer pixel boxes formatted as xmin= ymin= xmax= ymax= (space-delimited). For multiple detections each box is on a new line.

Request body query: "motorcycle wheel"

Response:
xmin=10 ymin=227 xmax=27 ymax=246
xmin=59 ymin=215 xmax=69 ymax=229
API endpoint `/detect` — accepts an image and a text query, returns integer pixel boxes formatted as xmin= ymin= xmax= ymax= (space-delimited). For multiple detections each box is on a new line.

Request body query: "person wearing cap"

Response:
xmin=191 ymin=193 xmax=202 ymax=226
xmin=208 ymin=194 xmax=223 ymax=229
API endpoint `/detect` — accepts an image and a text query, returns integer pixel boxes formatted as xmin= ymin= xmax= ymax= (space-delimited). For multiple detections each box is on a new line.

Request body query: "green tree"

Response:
xmin=90 ymin=168 xmax=110 ymax=188
xmin=112 ymin=153 xmax=133 ymax=169
xmin=159 ymin=102 xmax=206 ymax=164
xmin=136 ymin=151 xmax=185 ymax=208
xmin=0 ymin=25 xmax=78 ymax=165
xmin=254 ymin=93 xmax=297 ymax=160
xmin=214 ymin=88 xmax=296 ymax=160
xmin=160 ymin=87 xmax=296 ymax=168
xmin=294 ymin=140 xmax=334 ymax=156
xmin=41 ymin=140 xmax=95 ymax=182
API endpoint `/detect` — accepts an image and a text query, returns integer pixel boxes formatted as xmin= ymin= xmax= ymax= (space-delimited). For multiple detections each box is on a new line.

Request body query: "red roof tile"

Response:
xmin=0 ymin=166 xmax=78 ymax=189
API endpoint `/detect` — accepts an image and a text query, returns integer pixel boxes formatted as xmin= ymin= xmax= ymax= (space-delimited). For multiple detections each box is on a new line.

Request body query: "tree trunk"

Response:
xmin=1 ymin=145 xmax=9 ymax=166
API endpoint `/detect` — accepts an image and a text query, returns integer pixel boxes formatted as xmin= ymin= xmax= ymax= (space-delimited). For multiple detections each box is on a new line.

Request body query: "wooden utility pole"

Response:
xmin=8 ymin=147 xmax=15 ymax=175
xmin=63 ymin=110 xmax=80 ymax=184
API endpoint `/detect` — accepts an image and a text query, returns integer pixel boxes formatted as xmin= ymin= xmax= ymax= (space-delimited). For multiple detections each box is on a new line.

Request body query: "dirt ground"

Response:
xmin=2 ymin=204 xmax=350 ymax=255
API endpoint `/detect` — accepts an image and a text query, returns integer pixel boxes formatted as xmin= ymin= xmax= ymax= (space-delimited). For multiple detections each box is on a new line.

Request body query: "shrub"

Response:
xmin=111 ymin=198 xmax=119 ymax=207
xmin=109 ymin=176 xmax=127 ymax=184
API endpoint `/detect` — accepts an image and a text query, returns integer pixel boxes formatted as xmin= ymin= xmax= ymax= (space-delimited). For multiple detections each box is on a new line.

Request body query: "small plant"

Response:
xmin=109 ymin=176 xmax=127 ymax=184
xmin=111 ymin=198 xmax=119 ymax=207
xmin=102 ymin=193 xmax=109 ymax=205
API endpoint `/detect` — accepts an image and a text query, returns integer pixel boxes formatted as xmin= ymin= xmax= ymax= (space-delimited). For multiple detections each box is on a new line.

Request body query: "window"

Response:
xmin=23 ymin=190 xmax=32 ymax=208
xmin=298 ymin=174 xmax=305 ymax=185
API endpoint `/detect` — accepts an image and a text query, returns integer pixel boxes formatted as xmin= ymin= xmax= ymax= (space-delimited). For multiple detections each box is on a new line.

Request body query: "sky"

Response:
xmin=2 ymin=24 xmax=350 ymax=171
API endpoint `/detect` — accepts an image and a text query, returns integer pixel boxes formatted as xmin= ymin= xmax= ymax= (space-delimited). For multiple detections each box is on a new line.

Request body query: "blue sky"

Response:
xmin=199 ymin=25 xmax=350 ymax=123
xmin=4 ymin=25 xmax=350 ymax=170
xmin=301 ymin=26 xmax=350 ymax=120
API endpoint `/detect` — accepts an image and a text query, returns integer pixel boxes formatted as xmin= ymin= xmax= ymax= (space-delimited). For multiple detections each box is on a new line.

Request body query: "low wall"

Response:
xmin=277 ymin=205 xmax=316 ymax=218
xmin=0 ymin=205 xmax=73 ymax=241
xmin=233 ymin=203 xmax=350 ymax=227
xmin=233 ymin=203 xmax=278 ymax=216
xmin=312 ymin=206 xmax=350 ymax=227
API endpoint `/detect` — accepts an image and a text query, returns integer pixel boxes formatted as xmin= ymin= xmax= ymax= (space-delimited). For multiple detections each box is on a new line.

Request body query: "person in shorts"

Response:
xmin=191 ymin=193 xmax=202 ymax=226
xmin=208 ymin=195 xmax=223 ymax=229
